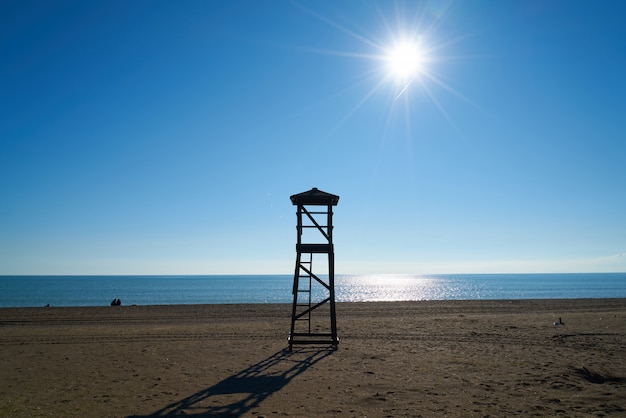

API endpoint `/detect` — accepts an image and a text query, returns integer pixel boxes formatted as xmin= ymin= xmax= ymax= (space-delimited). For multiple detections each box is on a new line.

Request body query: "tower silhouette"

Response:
xmin=288 ymin=188 xmax=339 ymax=350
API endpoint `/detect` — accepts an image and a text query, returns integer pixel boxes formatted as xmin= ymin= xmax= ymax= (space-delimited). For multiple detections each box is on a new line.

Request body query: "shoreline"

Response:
xmin=2 ymin=296 xmax=626 ymax=309
xmin=2 ymin=299 xmax=625 ymax=416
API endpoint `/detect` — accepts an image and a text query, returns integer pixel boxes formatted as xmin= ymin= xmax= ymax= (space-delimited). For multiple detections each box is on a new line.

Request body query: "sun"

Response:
xmin=297 ymin=2 xmax=468 ymax=123
xmin=385 ymin=39 xmax=426 ymax=83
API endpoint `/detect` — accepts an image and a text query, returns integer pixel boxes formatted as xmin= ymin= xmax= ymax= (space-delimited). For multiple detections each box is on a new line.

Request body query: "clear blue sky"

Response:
xmin=1 ymin=0 xmax=625 ymax=275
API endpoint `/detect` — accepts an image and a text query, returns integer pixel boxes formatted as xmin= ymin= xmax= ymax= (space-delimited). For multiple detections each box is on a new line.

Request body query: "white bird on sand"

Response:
xmin=554 ymin=317 xmax=565 ymax=326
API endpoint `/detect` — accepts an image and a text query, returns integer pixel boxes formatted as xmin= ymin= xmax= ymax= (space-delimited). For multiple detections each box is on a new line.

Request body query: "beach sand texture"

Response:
xmin=1 ymin=299 xmax=625 ymax=417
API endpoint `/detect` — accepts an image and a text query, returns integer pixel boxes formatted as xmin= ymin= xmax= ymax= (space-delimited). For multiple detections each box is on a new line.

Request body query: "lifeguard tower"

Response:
xmin=288 ymin=187 xmax=340 ymax=350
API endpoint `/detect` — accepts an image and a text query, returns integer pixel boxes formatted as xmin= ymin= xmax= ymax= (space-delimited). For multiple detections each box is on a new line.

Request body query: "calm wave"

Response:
xmin=0 ymin=273 xmax=625 ymax=307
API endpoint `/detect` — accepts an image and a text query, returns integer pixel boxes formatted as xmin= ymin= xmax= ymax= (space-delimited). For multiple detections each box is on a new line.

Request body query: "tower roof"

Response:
xmin=290 ymin=187 xmax=339 ymax=206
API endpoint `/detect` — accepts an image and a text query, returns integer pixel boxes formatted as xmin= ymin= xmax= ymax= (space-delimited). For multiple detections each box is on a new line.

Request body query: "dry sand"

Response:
xmin=1 ymin=299 xmax=625 ymax=417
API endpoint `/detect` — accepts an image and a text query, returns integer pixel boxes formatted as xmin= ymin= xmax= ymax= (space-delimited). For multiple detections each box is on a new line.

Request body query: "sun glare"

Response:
xmin=299 ymin=2 xmax=468 ymax=128
xmin=386 ymin=40 xmax=426 ymax=83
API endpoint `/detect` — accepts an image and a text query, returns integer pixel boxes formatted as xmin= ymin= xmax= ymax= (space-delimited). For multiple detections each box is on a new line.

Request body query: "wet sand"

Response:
xmin=1 ymin=299 xmax=625 ymax=417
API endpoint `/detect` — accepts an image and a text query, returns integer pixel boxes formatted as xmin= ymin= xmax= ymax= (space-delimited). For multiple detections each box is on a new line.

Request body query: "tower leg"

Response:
xmin=288 ymin=251 xmax=302 ymax=351
xmin=329 ymin=251 xmax=338 ymax=348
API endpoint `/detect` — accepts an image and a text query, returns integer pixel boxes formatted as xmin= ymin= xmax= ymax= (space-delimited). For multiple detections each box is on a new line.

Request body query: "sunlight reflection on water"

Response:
xmin=335 ymin=274 xmax=485 ymax=302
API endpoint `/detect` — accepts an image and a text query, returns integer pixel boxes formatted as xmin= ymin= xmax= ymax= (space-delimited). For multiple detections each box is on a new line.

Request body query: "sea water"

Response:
xmin=1 ymin=273 xmax=625 ymax=307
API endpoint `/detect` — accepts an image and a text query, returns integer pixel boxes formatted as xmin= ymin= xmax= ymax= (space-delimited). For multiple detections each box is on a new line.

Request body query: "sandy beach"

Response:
xmin=1 ymin=299 xmax=625 ymax=417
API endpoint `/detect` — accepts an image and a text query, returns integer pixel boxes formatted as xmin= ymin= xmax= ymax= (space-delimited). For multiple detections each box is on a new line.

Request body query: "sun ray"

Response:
xmin=393 ymin=79 xmax=414 ymax=101
xmin=419 ymin=68 xmax=497 ymax=121
xmin=418 ymin=77 xmax=466 ymax=141
xmin=324 ymin=75 xmax=390 ymax=137
xmin=295 ymin=3 xmax=384 ymax=52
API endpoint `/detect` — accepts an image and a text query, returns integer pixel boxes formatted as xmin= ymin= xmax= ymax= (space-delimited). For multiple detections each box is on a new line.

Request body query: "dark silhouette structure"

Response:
xmin=288 ymin=188 xmax=340 ymax=350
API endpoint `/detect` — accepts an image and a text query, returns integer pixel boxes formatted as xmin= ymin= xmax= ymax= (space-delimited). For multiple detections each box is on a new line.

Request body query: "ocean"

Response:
xmin=1 ymin=273 xmax=625 ymax=308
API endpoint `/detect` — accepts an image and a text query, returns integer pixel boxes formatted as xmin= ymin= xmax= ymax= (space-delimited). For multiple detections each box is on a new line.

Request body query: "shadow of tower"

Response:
xmin=131 ymin=347 xmax=333 ymax=417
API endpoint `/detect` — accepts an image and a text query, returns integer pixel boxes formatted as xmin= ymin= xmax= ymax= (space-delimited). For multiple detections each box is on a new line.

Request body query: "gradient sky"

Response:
xmin=1 ymin=0 xmax=625 ymax=275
